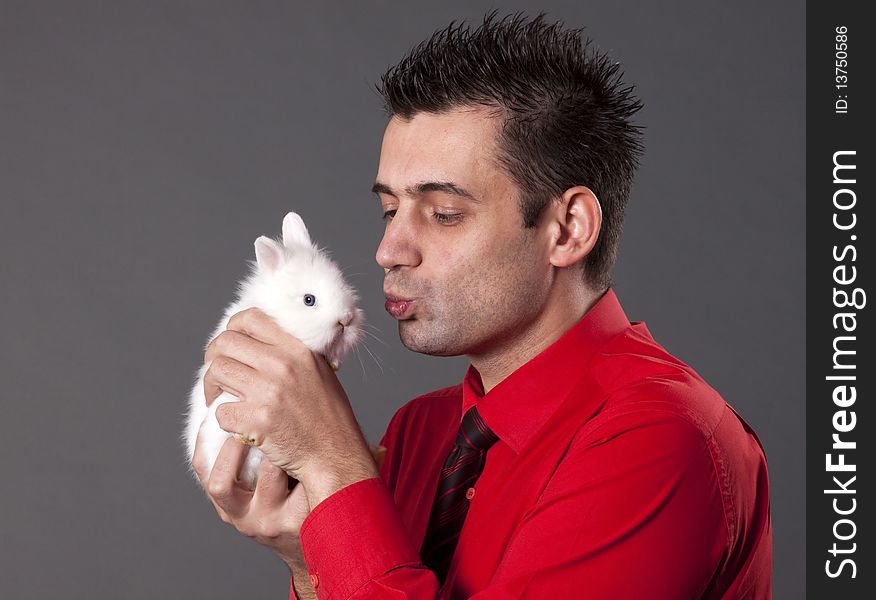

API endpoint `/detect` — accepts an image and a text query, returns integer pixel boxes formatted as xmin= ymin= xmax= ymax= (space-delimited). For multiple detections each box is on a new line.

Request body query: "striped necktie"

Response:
xmin=420 ymin=406 xmax=499 ymax=586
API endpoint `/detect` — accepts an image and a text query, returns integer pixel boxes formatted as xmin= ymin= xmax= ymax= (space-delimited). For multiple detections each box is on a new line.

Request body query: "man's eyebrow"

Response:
xmin=371 ymin=180 xmax=481 ymax=203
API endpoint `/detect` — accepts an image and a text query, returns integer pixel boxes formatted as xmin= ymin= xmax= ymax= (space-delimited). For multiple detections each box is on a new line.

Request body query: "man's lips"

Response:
xmin=384 ymin=294 xmax=416 ymax=319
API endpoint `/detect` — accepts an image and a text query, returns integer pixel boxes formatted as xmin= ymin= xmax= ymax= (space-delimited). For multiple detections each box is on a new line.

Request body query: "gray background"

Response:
xmin=0 ymin=1 xmax=803 ymax=598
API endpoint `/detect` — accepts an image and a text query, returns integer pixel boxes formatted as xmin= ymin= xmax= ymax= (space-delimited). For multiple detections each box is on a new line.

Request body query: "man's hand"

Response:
xmin=191 ymin=433 xmax=312 ymax=575
xmin=202 ymin=307 xmax=380 ymax=510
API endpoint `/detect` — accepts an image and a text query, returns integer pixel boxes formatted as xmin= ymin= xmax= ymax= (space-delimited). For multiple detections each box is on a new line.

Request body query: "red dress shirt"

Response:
xmin=295 ymin=287 xmax=772 ymax=599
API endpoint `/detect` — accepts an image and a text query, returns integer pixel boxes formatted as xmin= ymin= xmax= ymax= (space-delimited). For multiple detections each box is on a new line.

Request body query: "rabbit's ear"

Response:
xmin=254 ymin=236 xmax=284 ymax=273
xmin=282 ymin=212 xmax=312 ymax=249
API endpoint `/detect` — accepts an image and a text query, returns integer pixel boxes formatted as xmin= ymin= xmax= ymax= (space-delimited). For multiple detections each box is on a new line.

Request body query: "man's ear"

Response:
xmin=548 ymin=186 xmax=602 ymax=269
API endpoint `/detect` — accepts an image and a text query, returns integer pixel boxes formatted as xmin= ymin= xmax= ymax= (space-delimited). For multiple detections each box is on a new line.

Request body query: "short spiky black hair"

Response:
xmin=375 ymin=10 xmax=644 ymax=292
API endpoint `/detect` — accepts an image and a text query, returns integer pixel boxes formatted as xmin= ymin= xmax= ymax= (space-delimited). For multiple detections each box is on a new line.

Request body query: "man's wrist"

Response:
xmin=290 ymin=561 xmax=317 ymax=600
xmin=299 ymin=459 xmax=380 ymax=511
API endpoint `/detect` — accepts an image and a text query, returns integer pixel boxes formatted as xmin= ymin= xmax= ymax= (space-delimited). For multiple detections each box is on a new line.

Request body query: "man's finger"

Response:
xmin=203 ymin=355 xmax=256 ymax=406
xmin=214 ymin=401 xmax=258 ymax=445
xmin=226 ymin=307 xmax=291 ymax=346
xmin=191 ymin=433 xmax=210 ymax=484
xmin=206 ymin=437 xmax=253 ymax=518
xmin=206 ymin=494 xmax=234 ymax=524
xmin=226 ymin=308 xmax=312 ymax=362
xmin=252 ymin=458 xmax=290 ymax=510
xmin=204 ymin=329 xmax=276 ymax=370
xmin=192 ymin=436 xmax=239 ymax=525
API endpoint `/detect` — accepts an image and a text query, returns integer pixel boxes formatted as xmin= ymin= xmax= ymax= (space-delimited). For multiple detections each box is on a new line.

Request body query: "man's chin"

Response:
xmin=397 ymin=320 xmax=462 ymax=357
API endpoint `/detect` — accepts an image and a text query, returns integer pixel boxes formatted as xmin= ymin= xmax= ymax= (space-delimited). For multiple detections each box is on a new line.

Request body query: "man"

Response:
xmin=192 ymin=12 xmax=772 ymax=599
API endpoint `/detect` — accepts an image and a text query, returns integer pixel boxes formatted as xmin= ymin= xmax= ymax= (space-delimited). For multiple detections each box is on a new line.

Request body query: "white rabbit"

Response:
xmin=184 ymin=211 xmax=365 ymax=491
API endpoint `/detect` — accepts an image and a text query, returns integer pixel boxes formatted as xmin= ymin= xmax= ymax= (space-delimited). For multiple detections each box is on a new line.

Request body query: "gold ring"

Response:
xmin=232 ymin=433 xmax=257 ymax=446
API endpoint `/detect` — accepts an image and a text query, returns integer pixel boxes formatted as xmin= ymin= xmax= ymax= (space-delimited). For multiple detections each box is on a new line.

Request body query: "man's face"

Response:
xmin=374 ymin=107 xmax=553 ymax=356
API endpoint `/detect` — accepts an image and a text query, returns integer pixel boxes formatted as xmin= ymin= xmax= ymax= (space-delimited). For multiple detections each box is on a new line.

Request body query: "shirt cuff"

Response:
xmin=299 ymin=476 xmax=422 ymax=600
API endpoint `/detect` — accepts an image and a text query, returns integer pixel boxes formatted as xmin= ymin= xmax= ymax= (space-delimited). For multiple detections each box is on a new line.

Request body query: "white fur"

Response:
xmin=183 ymin=211 xmax=364 ymax=490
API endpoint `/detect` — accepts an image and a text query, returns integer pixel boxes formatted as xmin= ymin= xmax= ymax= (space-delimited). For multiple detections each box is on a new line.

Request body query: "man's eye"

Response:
xmin=433 ymin=212 xmax=462 ymax=225
xmin=382 ymin=209 xmax=396 ymax=221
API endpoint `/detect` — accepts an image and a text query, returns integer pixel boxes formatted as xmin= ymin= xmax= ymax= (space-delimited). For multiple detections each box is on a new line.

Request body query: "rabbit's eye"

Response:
xmin=303 ymin=294 xmax=317 ymax=307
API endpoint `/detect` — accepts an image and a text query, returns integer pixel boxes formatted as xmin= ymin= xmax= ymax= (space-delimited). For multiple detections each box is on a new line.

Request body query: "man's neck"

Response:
xmin=468 ymin=283 xmax=604 ymax=393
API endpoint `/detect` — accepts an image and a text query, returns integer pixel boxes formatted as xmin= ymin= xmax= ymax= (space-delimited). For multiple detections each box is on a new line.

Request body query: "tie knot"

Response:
xmin=457 ymin=406 xmax=499 ymax=451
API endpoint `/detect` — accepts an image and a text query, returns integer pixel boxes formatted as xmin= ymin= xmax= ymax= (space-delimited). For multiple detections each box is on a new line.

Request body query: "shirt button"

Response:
xmin=466 ymin=487 xmax=476 ymax=500
xmin=309 ymin=573 xmax=319 ymax=588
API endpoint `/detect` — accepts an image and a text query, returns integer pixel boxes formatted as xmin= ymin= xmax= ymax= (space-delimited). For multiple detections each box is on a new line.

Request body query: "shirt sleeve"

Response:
xmin=293 ymin=409 xmax=729 ymax=600
xmin=298 ymin=476 xmax=437 ymax=599
xmin=291 ymin=404 xmax=442 ymax=600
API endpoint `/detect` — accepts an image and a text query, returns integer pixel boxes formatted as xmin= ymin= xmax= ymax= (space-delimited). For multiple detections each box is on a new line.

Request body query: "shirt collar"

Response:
xmin=461 ymin=287 xmax=632 ymax=455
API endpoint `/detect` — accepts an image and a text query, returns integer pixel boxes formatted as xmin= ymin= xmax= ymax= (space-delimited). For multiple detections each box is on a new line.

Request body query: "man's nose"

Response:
xmin=376 ymin=209 xmax=422 ymax=271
